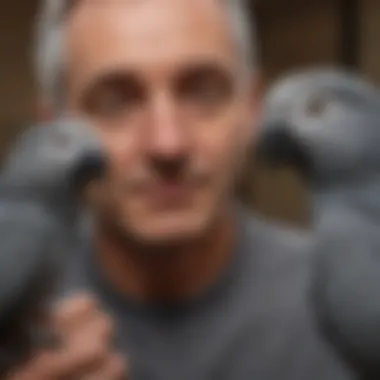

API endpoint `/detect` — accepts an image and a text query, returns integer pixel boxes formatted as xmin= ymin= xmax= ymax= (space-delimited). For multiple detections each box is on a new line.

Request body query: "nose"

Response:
xmin=146 ymin=93 xmax=189 ymax=162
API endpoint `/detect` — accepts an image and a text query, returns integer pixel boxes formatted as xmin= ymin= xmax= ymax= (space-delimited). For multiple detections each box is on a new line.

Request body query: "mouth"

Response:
xmin=138 ymin=180 xmax=201 ymax=208
xmin=257 ymin=120 xmax=314 ymax=179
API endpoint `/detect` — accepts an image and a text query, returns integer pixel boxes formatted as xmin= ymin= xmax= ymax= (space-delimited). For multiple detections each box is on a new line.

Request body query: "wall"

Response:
xmin=258 ymin=0 xmax=341 ymax=83
xmin=0 ymin=0 xmax=38 ymax=151
xmin=360 ymin=0 xmax=380 ymax=83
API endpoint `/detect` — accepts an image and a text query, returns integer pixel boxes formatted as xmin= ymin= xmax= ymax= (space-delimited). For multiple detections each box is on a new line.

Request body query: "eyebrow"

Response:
xmin=77 ymin=69 xmax=140 ymax=103
xmin=173 ymin=60 xmax=235 ymax=80
xmin=78 ymin=60 xmax=235 ymax=98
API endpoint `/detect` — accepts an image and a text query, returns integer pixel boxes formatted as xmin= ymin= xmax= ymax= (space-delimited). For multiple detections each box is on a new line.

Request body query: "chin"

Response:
xmin=127 ymin=207 xmax=215 ymax=247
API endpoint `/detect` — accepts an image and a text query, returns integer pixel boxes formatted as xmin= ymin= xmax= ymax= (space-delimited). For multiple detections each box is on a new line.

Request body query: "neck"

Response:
xmin=94 ymin=208 xmax=236 ymax=304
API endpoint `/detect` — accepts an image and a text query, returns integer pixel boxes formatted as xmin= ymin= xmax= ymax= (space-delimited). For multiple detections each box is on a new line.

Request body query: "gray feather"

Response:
xmin=258 ymin=67 xmax=380 ymax=376
xmin=0 ymin=119 xmax=106 ymax=374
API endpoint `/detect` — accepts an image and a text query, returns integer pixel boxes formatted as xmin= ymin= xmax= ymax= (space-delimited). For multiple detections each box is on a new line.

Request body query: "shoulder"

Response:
xmin=238 ymin=207 xmax=314 ymax=273
xmin=236 ymin=207 xmax=317 ymax=317
xmin=236 ymin=209 xmax=355 ymax=378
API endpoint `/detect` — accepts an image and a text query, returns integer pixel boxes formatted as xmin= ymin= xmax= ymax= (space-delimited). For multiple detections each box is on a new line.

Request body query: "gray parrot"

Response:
xmin=257 ymin=67 xmax=380 ymax=378
xmin=0 ymin=119 xmax=106 ymax=375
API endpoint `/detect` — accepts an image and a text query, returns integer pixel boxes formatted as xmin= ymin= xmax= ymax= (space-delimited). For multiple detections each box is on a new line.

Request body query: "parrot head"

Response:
xmin=1 ymin=119 xmax=107 ymax=201
xmin=0 ymin=119 xmax=107 ymax=372
xmin=257 ymin=68 xmax=380 ymax=186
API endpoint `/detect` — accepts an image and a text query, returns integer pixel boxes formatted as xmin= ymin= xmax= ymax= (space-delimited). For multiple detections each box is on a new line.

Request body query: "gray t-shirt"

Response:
xmin=61 ymin=209 xmax=356 ymax=380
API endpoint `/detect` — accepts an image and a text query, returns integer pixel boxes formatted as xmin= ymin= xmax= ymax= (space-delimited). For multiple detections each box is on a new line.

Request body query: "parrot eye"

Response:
xmin=306 ymin=94 xmax=329 ymax=117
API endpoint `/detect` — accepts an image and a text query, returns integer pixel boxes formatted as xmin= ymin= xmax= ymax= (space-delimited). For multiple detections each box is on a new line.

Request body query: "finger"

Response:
xmin=74 ymin=354 xmax=128 ymax=380
xmin=68 ymin=312 xmax=114 ymax=347
xmin=51 ymin=315 xmax=115 ymax=377
xmin=10 ymin=316 xmax=113 ymax=379
xmin=4 ymin=315 xmax=118 ymax=380
xmin=5 ymin=350 xmax=64 ymax=380
xmin=20 ymin=342 xmax=108 ymax=379
xmin=5 ymin=350 xmax=127 ymax=380
xmin=52 ymin=294 xmax=100 ymax=333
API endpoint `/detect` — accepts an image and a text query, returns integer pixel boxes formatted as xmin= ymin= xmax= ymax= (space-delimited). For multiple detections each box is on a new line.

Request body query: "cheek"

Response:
xmin=67 ymin=105 xmax=142 ymax=176
xmin=94 ymin=123 xmax=140 ymax=179
xmin=195 ymin=111 xmax=250 ymax=173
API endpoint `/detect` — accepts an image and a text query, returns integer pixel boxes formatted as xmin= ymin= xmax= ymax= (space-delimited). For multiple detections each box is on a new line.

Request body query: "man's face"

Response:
xmin=66 ymin=0 xmax=259 ymax=245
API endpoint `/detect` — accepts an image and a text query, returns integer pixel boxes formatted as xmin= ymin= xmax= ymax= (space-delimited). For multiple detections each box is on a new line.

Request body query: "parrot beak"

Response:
xmin=257 ymin=119 xmax=313 ymax=179
xmin=70 ymin=149 xmax=108 ymax=193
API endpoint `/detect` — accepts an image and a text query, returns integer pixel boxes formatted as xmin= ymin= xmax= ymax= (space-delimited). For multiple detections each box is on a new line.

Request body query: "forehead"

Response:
xmin=67 ymin=0 xmax=239 ymax=83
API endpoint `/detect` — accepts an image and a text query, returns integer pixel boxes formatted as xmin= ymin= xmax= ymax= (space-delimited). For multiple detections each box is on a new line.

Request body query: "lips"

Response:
xmin=143 ymin=181 xmax=196 ymax=206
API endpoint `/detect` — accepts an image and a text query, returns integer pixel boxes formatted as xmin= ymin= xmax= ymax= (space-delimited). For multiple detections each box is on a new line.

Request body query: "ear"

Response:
xmin=35 ymin=97 xmax=55 ymax=123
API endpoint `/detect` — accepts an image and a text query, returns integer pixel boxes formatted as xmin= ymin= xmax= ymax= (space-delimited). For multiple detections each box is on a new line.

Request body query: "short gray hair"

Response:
xmin=34 ymin=0 xmax=257 ymax=109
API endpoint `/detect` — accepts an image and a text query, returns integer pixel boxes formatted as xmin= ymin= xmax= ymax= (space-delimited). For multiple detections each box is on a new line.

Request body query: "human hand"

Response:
xmin=6 ymin=294 xmax=127 ymax=380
